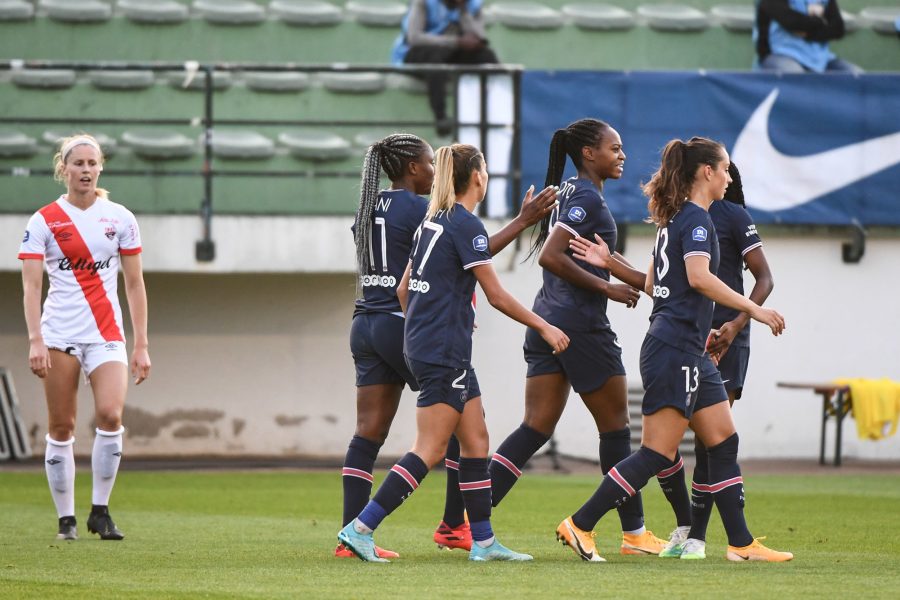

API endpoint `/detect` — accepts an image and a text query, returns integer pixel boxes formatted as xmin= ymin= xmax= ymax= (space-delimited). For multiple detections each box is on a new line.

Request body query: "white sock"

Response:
xmin=475 ymin=536 xmax=495 ymax=548
xmin=91 ymin=427 xmax=124 ymax=506
xmin=45 ymin=434 xmax=75 ymax=518
xmin=624 ymin=526 xmax=646 ymax=536
xmin=352 ymin=519 xmax=373 ymax=535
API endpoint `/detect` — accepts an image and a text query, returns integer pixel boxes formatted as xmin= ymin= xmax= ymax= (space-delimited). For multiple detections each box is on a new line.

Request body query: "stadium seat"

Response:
xmin=319 ymin=72 xmax=386 ymax=93
xmin=861 ymin=6 xmax=900 ymax=34
xmin=637 ymin=4 xmax=709 ymax=31
xmin=244 ymin=71 xmax=312 ymax=92
xmin=561 ymin=4 xmax=636 ymax=31
xmin=210 ymin=130 xmax=276 ymax=159
xmin=121 ymin=130 xmax=196 ymax=159
xmin=277 ymin=130 xmax=352 ymax=160
xmin=118 ymin=0 xmax=190 ymax=24
xmin=0 ymin=0 xmax=33 ymax=21
xmin=489 ymin=3 xmax=566 ymax=30
xmin=344 ymin=1 xmax=407 ymax=27
xmin=193 ymin=0 xmax=266 ymax=25
xmin=88 ymin=70 xmax=156 ymax=90
xmin=386 ymin=73 xmax=427 ymax=94
xmin=841 ymin=11 xmax=860 ymax=33
xmin=40 ymin=0 xmax=112 ymax=23
xmin=166 ymin=70 xmax=234 ymax=91
xmin=710 ymin=4 xmax=753 ymax=32
xmin=42 ymin=130 xmax=118 ymax=156
xmin=11 ymin=69 xmax=77 ymax=89
xmin=269 ymin=0 xmax=344 ymax=26
xmin=0 ymin=130 xmax=38 ymax=157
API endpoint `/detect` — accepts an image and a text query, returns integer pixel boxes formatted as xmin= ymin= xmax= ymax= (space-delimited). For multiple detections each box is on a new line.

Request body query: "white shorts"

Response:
xmin=45 ymin=340 xmax=128 ymax=379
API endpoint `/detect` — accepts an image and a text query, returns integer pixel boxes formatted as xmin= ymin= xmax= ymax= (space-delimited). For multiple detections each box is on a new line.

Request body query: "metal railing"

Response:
xmin=0 ymin=60 xmax=524 ymax=261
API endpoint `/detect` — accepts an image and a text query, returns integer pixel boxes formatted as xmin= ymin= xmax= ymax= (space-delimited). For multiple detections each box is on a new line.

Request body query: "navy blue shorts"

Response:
xmin=524 ymin=325 xmax=626 ymax=394
xmin=350 ymin=312 xmax=418 ymax=391
xmin=406 ymin=357 xmax=481 ymax=414
xmin=639 ymin=335 xmax=727 ymax=419
xmin=717 ymin=345 xmax=750 ymax=400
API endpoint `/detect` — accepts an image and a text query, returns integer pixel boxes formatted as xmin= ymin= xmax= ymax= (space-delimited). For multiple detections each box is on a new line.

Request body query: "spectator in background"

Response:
xmin=391 ymin=0 xmax=498 ymax=136
xmin=754 ymin=0 xmax=863 ymax=73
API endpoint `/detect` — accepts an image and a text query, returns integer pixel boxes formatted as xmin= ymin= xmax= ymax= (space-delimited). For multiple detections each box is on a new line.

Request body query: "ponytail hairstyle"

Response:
xmin=722 ymin=161 xmax=745 ymax=207
xmin=643 ymin=136 xmax=725 ymax=227
xmin=53 ymin=133 xmax=109 ymax=199
xmin=354 ymin=133 xmax=430 ymax=278
xmin=427 ymin=144 xmax=484 ymax=220
xmin=527 ymin=118 xmax=611 ymax=259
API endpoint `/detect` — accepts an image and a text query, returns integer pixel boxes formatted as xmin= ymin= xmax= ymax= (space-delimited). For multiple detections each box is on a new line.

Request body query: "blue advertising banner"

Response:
xmin=520 ymin=71 xmax=900 ymax=225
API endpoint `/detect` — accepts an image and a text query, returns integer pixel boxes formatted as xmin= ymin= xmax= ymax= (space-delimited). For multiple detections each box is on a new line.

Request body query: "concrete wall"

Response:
xmin=1 ymin=215 xmax=898 ymax=460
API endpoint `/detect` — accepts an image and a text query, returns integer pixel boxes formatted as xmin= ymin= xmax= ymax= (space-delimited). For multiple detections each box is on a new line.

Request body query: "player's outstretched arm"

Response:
xmin=488 ymin=185 xmax=558 ymax=256
xmin=22 ymin=259 xmax=50 ymax=378
xmin=568 ymin=234 xmax=647 ymax=299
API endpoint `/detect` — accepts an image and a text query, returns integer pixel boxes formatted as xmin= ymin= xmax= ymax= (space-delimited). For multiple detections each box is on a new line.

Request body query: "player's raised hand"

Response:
xmin=540 ymin=324 xmax=570 ymax=355
xmin=751 ymin=306 xmax=785 ymax=336
xmin=569 ymin=233 xmax=612 ymax=268
xmin=517 ymin=184 xmax=558 ymax=227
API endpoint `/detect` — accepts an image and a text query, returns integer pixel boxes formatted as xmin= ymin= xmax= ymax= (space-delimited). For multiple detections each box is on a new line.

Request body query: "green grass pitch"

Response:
xmin=1 ymin=469 xmax=899 ymax=598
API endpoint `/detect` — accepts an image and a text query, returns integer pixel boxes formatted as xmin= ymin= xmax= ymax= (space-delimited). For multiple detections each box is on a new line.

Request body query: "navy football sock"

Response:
xmin=707 ymin=433 xmax=753 ymax=547
xmin=489 ymin=424 xmax=549 ymax=507
xmin=656 ymin=451 xmax=692 ymax=527
xmin=341 ymin=435 xmax=382 ymax=526
xmin=360 ymin=452 xmax=429 ymax=531
xmin=600 ymin=427 xmax=645 ymax=532
xmin=572 ymin=446 xmax=670 ymax=532
xmin=688 ymin=438 xmax=714 ymax=541
xmin=459 ymin=457 xmax=493 ymax=543
xmin=442 ymin=435 xmax=466 ymax=528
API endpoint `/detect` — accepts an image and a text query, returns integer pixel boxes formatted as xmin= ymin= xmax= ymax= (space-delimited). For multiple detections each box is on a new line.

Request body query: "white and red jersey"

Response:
xmin=18 ymin=196 xmax=142 ymax=343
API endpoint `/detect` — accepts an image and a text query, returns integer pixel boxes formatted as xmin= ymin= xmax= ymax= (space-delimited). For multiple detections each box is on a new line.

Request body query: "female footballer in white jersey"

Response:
xmin=19 ymin=134 xmax=151 ymax=541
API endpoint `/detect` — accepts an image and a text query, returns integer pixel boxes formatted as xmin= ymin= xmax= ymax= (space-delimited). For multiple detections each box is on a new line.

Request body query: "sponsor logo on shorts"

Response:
xmin=692 ymin=226 xmax=708 ymax=242
xmin=472 ymin=235 xmax=488 ymax=252
xmin=685 ymin=393 xmax=692 ymax=407
xmin=568 ymin=206 xmax=586 ymax=222
xmin=360 ymin=274 xmax=397 ymax=289
xmin=408 ymin=278 xmax=430 ymax=293
xmin=104 ymin=343 xmax=119 ymax=351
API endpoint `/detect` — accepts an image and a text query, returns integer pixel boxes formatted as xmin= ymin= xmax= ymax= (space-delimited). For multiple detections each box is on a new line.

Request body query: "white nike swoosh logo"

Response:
xmin=732 ymin=89 xmax=900 ymax=211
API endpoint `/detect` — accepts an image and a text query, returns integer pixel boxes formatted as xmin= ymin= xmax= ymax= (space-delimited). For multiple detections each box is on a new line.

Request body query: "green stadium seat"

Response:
xmin=40 ymin=0 xmax=112 ymax=23
xmin=637 ymin=4 xmax=709 ymax=31
xmin=562 ymin=4 xmax=636 ymax=31
xmin=861 ymin=6 xmax=900 ymax=35
xmin=841 ymin=11 xmax=860 ymax=33
xmin=42 ymin=130 xmax=118 ymax=156
xmin=244 ymin=71 xmax=312 ymax=92
xmin=344 ymin=1 xmax=408 ymax=27
xmin=118 ymin=0 xmax=190 ymax=24
xmin=88 ymin=69 xmax=156 ymax=90
xmin=11 ymin=69 xmax=77 ymax=89
xmin=319 ymin=72 xmax=386 ymax=93
xmin=278 ymin=130 xmax=352 ymax=160
xmin=386 ymin=73 xmax=427 ymax=94
xmin=121 ymin=130 xmax=196 ymax=159
xmin=211 ymin=130 xmax=276 ymax=159
xmin=489 ymin=3 xmax=566 ymax=29
xmin=0 ymin=0 xmax=33 ymax=21
xmin=166 ymin=70 xmax=234 ymax=91
xmin=269 ymin=0 xmax=343 ymax=26
xmin=193 ymin=0 xmax=266 ymax=25
xmin=710 ymin=4 xmax=753 ymax=32
xmin=353 ymin=130 xmax=397 ymax=148
xmin=0 ymin=130 xmax=38 ymax=157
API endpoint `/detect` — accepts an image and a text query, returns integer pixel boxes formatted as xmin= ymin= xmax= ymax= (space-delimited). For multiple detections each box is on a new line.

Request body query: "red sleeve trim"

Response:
xmin=119 ymin=246 xmax=142 ymax=256
xmin=18 ymin=253 xmax=44 ymax=260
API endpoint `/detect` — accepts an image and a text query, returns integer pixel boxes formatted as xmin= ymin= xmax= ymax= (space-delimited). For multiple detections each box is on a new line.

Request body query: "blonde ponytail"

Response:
xmin=426 ymin=144 xmax=484 ymax=220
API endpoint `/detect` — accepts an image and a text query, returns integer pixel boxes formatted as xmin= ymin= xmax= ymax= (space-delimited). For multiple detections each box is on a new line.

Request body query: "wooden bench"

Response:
xmin=777 ymin=382 xmax=852 ymax=466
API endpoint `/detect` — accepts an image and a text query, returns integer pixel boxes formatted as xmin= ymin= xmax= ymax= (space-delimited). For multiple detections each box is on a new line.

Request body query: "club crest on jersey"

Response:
xmin=472 ymin=235 xmax=488 ymax=252
xmin=568 ymin=206 xmax=586 ymax=222
xmin=104 ymin=226 xmax=116 ymax=240
xmin=692 ymin=226 xmax=708 ymax=242
xmin=22 ymin=230 xmax=30 ymax=242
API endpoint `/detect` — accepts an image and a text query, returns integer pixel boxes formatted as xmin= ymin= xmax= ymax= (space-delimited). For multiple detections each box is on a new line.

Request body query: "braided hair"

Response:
xmin=643 ymin=136 xmax=725 ymax=227
xmin=354 ymin=133 xmax=430 ymax=282
xmin=723 ymin=161 xmax=745 ymax=207
xmin=527 ymin=118 xmax=611 ymax=259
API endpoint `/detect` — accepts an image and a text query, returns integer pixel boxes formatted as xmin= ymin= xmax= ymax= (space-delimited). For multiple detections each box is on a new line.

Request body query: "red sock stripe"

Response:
xmin=459 ymin=479 xmax=491 ymax=491
xmin=692 ymin=481 xmax=712 ymax=494
xmin=341 ymin=467 xmax=373 ymax=482
xmin=391 ymin=464 xmax=419 ymax=491
xmin=491 ymin=453 xmax=522 ymax=478
xmin=444 ymin=458 xmax=460 ymax=471
xmin=706 ymin=476 xmax=743 ymax=493
xmin=657 ymin=456 xmax=684 ymax=479
xmin=609 ymin=467 xmax=636 ymax=496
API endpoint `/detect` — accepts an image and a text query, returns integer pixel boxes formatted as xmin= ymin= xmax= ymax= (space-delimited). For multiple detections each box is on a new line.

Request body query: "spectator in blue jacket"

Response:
xmin=754 ymin=0 xmax=862 ymax=73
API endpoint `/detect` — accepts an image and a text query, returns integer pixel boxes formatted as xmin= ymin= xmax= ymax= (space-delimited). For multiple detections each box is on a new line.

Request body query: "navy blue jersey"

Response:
xmin=531 ymin=176 xmax=617 ymax=331
xmin=404 ymin=205 xmax=492 ymax=368
xmin=709 ymin=200 xmax=763 ymax=348
xmin=353 ymin=189 xmax=428 ymax=317
xmin=647 ymin=202 xmax=720 ymax=356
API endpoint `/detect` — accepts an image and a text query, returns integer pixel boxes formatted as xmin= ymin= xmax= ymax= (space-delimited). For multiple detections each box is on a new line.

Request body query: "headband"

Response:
xmin=61 ymin=136 xmax=102 ymax=161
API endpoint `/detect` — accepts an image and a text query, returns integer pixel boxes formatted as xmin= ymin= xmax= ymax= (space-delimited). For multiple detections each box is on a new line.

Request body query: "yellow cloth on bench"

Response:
xmin=834 ymin=378 xmax=900 ymax=441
